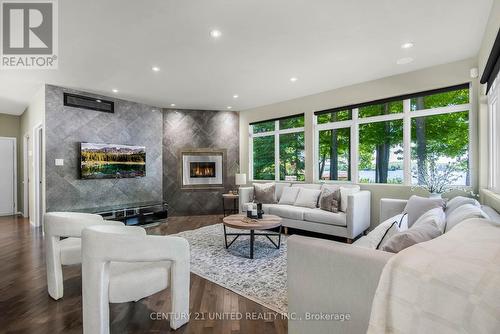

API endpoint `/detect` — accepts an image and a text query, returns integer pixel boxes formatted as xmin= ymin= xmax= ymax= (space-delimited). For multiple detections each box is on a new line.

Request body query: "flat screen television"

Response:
xmin=80 ymin=142 xmax=146 ymax=179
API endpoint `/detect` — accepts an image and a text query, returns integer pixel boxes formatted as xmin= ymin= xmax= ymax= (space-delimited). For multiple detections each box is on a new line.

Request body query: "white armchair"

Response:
xmin=81 ymin=225 xmax=190 ymax=333
xmin=44 ymin=212 xmax=124 ymax=300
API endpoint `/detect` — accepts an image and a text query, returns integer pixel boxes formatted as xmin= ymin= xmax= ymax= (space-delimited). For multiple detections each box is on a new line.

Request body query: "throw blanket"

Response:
xmin=368 ymin=218 xmax=500 ymax=334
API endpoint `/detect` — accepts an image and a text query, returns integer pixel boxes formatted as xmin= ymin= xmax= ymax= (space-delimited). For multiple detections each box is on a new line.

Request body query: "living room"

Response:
xmin=1 ymin=1 xmax=500 ymax=333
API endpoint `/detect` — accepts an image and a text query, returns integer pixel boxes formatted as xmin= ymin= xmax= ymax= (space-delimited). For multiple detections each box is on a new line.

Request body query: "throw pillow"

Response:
xmin=278 ymin=187 xmax=300 ymax=205
xmin=381 ymin=208 xmax=443 ymax=253
xmin=376 ymin=221 xmax=400 ymax=250
xmin=445 ymin=196 xmax=480 ymax=216
xmin=404 ymin=195 xmax=445 ymax=228
xmin=319 ymin=188 xmax=341 ymax=213
xmin=339 ymin=186 xmax=361 ymax=212
xmin=445 ymin=203 xmax=490 ymax=232
xmin=294 ymin=188 xmax=322 ymax=209
xmin=353 ymin=213 xmax=407 ymax=249
xmin=253 ymin=183 xmax=275 ymax=204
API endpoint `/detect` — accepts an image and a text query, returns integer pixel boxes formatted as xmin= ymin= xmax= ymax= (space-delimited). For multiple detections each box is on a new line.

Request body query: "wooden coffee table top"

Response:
xmin=223 ymin=214 xmax=282 ymax=230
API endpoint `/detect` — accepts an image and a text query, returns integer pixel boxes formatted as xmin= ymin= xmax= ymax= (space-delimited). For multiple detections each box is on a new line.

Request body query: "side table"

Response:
xmin=222 ymin=193 xmax=239 ymax=217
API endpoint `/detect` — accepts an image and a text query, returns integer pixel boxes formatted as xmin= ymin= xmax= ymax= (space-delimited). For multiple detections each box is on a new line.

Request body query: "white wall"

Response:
xmin=19 ymin=86 xmax=45 ymax=225
xmin=239 ymin=58 xmax=478 ymax=226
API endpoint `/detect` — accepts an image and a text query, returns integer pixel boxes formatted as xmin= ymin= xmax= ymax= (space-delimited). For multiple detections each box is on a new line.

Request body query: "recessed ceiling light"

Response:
xmin=396 ymin=57 xmax=414 ymax=65
xmin=226 ymin=106 xmax=232 ymax=109
xmin=401 ymin=42 xmax=414 ymax=49
xmin=152 ymin=66 xmax=160 ymax=72
xmin=233 ymin=94 xmax=239 ymax=99
xmin=112 ymin=89 xmax=119 ymax=93
xmin=170 ymin=103 xmax=176 ymax=107
xmin=210 ymin=29 xmax=222 ymax=38
xmin=290 ymin=77 xmax=298 ymax=82
xmin=96 ymin=99 xmax=101 ymax=103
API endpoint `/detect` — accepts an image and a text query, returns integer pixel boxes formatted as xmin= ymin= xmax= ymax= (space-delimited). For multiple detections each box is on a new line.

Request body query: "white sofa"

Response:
xmin=287 ymin=197 xmax=500 ymax=334
xmin=239 ymin=183 xmax=371 ymax=241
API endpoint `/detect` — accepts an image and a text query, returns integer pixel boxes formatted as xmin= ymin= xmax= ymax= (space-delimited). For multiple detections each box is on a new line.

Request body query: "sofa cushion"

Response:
xmin=445 ymin=196 xmax=480 ymax=216
xmin=275 ymin=183 xmax=291 ymax=201
xmin=279 ymin=187 xmax=300 ymax=205
xmin=404 ymin=195 xmax=445 ymax=228
xmin=339 ymin=186 xmax=360 ymax=212
xmin=319 ymin=187 xmax=340 ymax=213
xmin=294 ymin=188 xmax=322 ymax=209
xmin=292 ymin=183 xmax=322 ymax=190
xmin=381 ymin=208 xmax=444 ymax=253
xmin=353 ymin=213 xmax=408 ymax=249
xmin=445 ymin=203 xmax=489 ymax=232
xmin=303 ymin=208 xmax=347 ymax=227
xmin=269 ymin=205 xmax=305 ymax=221
xmin=254 ymin=183 xmax=276 ymax=204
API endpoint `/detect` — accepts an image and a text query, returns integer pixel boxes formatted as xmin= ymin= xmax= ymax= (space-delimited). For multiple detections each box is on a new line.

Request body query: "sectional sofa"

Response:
xmin=238 ymin=183 xmax=371 ymax=241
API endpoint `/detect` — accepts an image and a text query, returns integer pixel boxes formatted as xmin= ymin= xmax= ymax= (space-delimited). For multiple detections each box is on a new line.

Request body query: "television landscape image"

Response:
xmin=80 ymin=143 xmax=146 ymax=179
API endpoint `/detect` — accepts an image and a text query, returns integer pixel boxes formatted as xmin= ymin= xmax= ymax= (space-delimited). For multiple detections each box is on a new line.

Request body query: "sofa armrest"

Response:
xmin=288 ymin=235 xmax=392 ymax=334
xmin=346 ymin=190 xmax=371 ymax=239
xmin=379 ymin=198 xmax=408 ymax=223
xmin=238 ymin=187 xmax=254 ymax=213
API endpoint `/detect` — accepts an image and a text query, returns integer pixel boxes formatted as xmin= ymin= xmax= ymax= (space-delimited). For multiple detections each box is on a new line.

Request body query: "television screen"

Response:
xmin=80 ymin=142 xmax=146 ymax=179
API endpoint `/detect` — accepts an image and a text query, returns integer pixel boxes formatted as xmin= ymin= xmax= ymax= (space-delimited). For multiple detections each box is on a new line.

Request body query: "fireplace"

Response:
xmin=180 ymin=149 xmax=226 ymax=189
xmin=190 ymin=162 xmax=216 ymax=178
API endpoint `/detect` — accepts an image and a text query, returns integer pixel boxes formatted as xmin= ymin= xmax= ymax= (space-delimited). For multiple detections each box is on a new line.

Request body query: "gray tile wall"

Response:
xmin=163 ymin=109 xmax=239 ymax=215
xmin=45 ymin=85 xmax=163 ymax=211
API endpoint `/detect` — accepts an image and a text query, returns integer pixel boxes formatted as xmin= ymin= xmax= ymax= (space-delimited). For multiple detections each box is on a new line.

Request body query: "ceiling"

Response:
xmin=0 ymin=0 xmax=493 ymax=115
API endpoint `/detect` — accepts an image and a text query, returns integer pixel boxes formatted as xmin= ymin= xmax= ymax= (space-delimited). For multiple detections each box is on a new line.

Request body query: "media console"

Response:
xmin=78 ymin=201 xmax=168 ymax=226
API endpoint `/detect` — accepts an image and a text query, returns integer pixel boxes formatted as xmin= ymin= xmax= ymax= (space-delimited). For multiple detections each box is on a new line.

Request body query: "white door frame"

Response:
xmin=0 ymin=136 xmax=17 ymax=216
xmin=23 ymin=133 xmax=29 ymax=218
xmin=33 ymin=124 xmax=43 ymax=227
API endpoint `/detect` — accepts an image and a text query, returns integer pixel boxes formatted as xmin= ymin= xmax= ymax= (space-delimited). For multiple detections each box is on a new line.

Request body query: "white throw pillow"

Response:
xmin=445 ymin=204 xmax=490 ymax=232
xmin=278 ymin=187 xmax=300 ymax=205
xmin=413 ymin=207 xmax=446 ymax=233
xmin=445 ymin=196 xmax=480 ymax=216
xmin=404 ymin=195 xmax=445 ymax=228
xmin=294 ymin=188 xmax=322 ymax=209
xmin=353 ymin=213 xmax=407 ymax=249
xmin=339 ymin=186 xmax=360 ymax=212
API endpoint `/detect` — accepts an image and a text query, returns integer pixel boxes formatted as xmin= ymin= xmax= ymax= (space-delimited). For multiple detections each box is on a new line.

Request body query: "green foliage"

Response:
xmin=252 ymin=121 xmax=275 ymax=134
xmin=280 ymin=115 xmax=304 ymax=129
xmin=359 ymin=101 xmax=403 ymax=118
xmin=318 ymin=128 xmax=350 ymax=180
xmin=317 ymin=110 xmax=351 ymax=124
xmin=279 ymin=132 xmax=305 ymax=181
xmin=410 ymin=89 xmax=469 ymax=110
xmin=253 ymin=136 xmax=275 ymax=180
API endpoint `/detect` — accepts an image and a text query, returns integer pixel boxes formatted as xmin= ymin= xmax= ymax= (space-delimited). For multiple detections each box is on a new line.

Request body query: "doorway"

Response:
xmin=0 ymin=137 xmax=17 ymax=216
xmin=33 ymin=125 xmax=43 ymax=227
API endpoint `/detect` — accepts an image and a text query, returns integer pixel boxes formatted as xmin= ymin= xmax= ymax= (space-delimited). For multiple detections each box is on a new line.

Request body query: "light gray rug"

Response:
xmin=173 ymin=223 xmax=287 ymax=313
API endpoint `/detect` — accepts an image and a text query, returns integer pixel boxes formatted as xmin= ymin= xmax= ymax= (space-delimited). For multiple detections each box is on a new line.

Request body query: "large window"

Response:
xmin=250 ymin=114 xmax=305 ymax=181
xmin=315 ymin=84 xmax=471 ymax=186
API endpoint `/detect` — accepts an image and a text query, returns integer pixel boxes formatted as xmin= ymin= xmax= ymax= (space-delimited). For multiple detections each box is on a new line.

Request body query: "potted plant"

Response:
xmin=412 ymin=154 xmax=464 ymax=198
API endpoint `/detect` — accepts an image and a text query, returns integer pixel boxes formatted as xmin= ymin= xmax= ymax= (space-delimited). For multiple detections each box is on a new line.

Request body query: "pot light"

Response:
xmin=152 ymin=66 xmax=160 ymax=72
xmin=233 ymin=94 xmax=239 ymax=99
xmin=96 ymin=99 xmax=101 ymax=103
xmin=401 ymin=42 xmax=414 ymax=49
xmin=210 ymin=29 xmax=222 ymax=38
xmin=112 ymin=89 xmax=119 ymax=93
xmin=290 ymin=77 xmax=298 ymax=82
xmin=170 ymin=103 xmax=176 ymax=107
xmin=227 ymin=106 xmax=232 ymax=109
xmin=396 ymin=57 xmax=414 ymax=65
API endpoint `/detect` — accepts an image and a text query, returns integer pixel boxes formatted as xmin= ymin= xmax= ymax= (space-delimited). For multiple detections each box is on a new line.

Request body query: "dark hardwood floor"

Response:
xmin=0 ymin=215 xmax=287 ymax=334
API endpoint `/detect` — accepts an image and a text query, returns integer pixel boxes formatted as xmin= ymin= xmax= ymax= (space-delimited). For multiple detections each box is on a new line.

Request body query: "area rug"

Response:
xmin=172 ymin=223 xmax=287 ymax=313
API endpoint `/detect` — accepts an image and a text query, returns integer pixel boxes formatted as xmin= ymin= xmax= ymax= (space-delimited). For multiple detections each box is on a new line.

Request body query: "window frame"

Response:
xmin=488 ymin=74 xmax=500 ymax=193
xmin=313 ymin=84 xmax=473 ymax=186
xmin=249 ymin=115 xmax=305 ymax=182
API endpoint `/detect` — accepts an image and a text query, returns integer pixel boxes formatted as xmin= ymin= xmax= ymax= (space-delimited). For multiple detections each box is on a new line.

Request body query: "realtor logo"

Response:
xmin=1 ymin=0 xmax=58 ymax=69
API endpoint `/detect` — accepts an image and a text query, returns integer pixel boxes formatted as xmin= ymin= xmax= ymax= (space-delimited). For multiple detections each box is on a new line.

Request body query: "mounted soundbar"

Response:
xmin=63 ymin=93 xmax=114 ymax=113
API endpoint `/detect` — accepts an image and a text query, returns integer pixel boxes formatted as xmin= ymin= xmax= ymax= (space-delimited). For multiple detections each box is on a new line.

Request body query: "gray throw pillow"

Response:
xmin=253 ymin=183 xmax=275 ymax=204
xmin=319 ymin=188 xmax=340 ymax=213
xmin=404 ymin=195 xmax=445 ymax=228
xmin=381 ymin=210 xmax=442 ymax=253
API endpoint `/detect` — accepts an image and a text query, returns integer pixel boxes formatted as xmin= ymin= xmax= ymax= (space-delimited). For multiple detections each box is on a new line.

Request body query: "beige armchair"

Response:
xmin=44 ymin=212 xmax=123 ymax=300
xmin=81 ymin=225 xmax=190 ymax=333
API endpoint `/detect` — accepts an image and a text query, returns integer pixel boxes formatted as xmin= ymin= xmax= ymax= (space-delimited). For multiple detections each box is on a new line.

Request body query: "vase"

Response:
xmin=429 ymin=193 xmax=442 ymax=199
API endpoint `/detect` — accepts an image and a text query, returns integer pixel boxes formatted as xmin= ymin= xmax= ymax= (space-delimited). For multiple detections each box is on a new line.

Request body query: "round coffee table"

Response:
xmin=222 ymin=214 xmax=282 ymax=259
